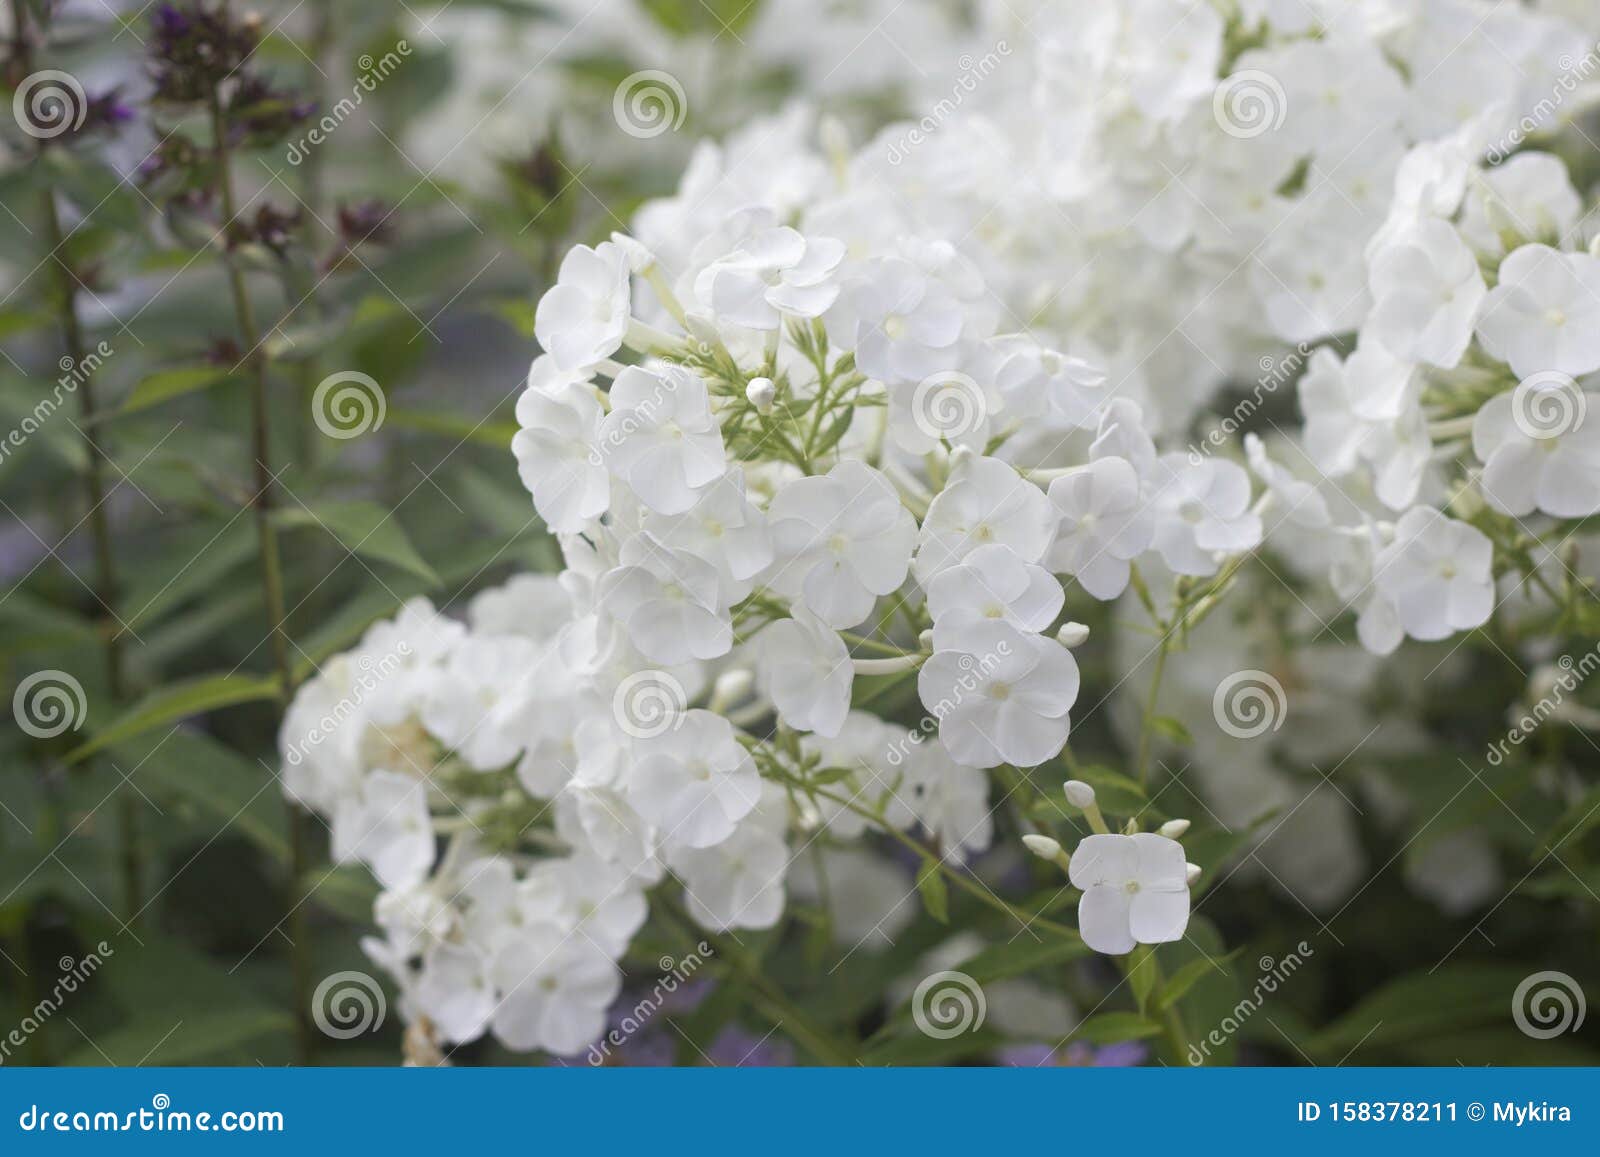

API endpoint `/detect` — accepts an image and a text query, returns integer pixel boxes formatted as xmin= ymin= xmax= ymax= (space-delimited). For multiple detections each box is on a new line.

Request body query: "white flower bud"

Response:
xmin=746 ymin=377 xmax=777 ymax=414
xmin=609 ymin=231 xmax=655 ymax=274
xmin=918 ymin=628 xmax=935 ymax=652
xmin=1063 ymin=780 xmax=1096 ymax=809
xmin=1022 ymin=833 xmax=1063 ymax=861
xmin=1056 ymin=621 xmax=1090 ymax=648
xmin=819 ymin=115 xmax=851 ymax=163
xmin=1159 ymin=818 xmax=1190 ymax=839
xmin=712 ymin=668 xmax=755 ymax=711
xmin=1185 ymin=862 xmax=1202 ymax=886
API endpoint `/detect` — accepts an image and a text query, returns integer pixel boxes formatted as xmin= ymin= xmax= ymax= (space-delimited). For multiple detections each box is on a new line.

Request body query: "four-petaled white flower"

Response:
xmin=1472 ymin=389 xmax=1600 ymax=518
xmin=512 ymin=384 xmax=610 ymax=533
xmin=534 ymin=241 xmax=632 ymax=371
xmin=1046 ymin=457 xmax=1155 ymax=600
xmin=694 ymin=226 xmax=846 ymax=329
xmin=767 ymin=460 xmax=917 ymax=629
xmin=1372 ymin=507 xmax=1494 ymax=643
xmin=756 ymin=607 xmax=853 ymax=738
xmin=917 ymin=621 xmax=1080 ymax=769
xmin=1069 ymin=833 xmax=1191 ymax=956
xmin=1477 ymin=245 xmax=1600 ymax=380
xmin=627 ymin=709 xmax=762 ymax=848
xmin=926 ymin=542 xmax=1064 ymax=645
xmin=598 ymin=365 xmax=727 ymax=515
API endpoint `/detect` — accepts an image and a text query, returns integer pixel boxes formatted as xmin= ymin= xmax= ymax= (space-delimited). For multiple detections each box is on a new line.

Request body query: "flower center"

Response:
xmin=883 ymin=314 xmax=907 ymax=340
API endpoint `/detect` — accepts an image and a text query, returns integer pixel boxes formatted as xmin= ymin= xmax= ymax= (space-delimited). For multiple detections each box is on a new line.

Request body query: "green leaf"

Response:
xmin=66 ymin=672 xmax=281 ymax=763
xmin=1149 ymin=715 xmax=1193 ymax=745
xmin=276 ymin=499 xmax=439 ymax=584
xmin=1127 ymin=945 xmax=1159 ymax=1012
xmin=1306 ymin=964 xmax=1533 ymax=1057
xmin=113 ymin=728 xmax=289 ymax=864
xmin=1156 ymin=951 xmax=1237 ymax=1012
xmin=916 ymin=858 xmax=949 ymax=924
xmin=385 ymin=407 xmax=519 ymax=450
xmin=1074 ymin=1011 xmax=1164 ymax=1045
xmin=116 ymin=364 xmax=236 ymax=416
xmin=301 ymin=865 xmax=381 ymax=924
xmin=948 ymin=932 xmax=1089 ymax=984
xmin=64 ymin=1008 xmax=292 ymax=1066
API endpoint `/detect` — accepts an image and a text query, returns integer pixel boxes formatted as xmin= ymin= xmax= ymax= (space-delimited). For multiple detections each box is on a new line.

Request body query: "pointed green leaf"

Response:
xmin=66 ymin=672 xmax=281 ymax=763
xmin=276 ymin=500 xmax=439 ymax=584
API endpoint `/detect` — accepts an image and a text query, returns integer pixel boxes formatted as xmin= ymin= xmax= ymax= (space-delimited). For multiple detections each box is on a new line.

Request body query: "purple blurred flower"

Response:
xmin=996 ymin=1039 xmax=1149 ymax=1067
xmin=705 ymin=1025 xmax=795 ymax=1067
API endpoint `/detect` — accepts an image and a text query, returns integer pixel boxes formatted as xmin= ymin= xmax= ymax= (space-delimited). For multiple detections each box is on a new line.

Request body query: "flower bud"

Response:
xmin=747 ymin=377 xmax=777 ymax=414
xmin=1063 ymin=780 xmax=1096 ymax=809
xmin=1022 ymin=833 xmax=1063 ymax=861
xmin=1159 ymin=818 xmax=1190 ymax=839
xmin=712 ymin=668 xmax=755 ymax=711
xmin=1185 ymin=863 xmax=1202 ymax=886
xmin=609 ymin=231 xmax=655 ymax=274
xmin=1057 ymin=621 xmax=1090 ymax=648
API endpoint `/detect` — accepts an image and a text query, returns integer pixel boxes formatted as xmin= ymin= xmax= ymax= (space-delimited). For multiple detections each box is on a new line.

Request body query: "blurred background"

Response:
xmin=1 ymin=0 xmax=1598 ymax=1067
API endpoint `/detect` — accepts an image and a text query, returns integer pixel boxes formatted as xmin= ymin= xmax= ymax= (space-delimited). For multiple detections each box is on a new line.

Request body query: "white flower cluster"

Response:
xmin=1282 ymin=129 xmax=1600 ymax=654
xmin=887 ymin=0 xmax=1596 ymax=434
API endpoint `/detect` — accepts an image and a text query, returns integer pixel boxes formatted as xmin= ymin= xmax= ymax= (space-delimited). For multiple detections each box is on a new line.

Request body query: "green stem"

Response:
xmin=209 ymin=90 xmax=314 ymax=1067
xmin=658 ymin=898 xmax=854 ymax=1065
xmin=1134 ymin=632 xmax=1172 ymax=790
xmin=19 ymin=0 xmax=141 ymax=924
